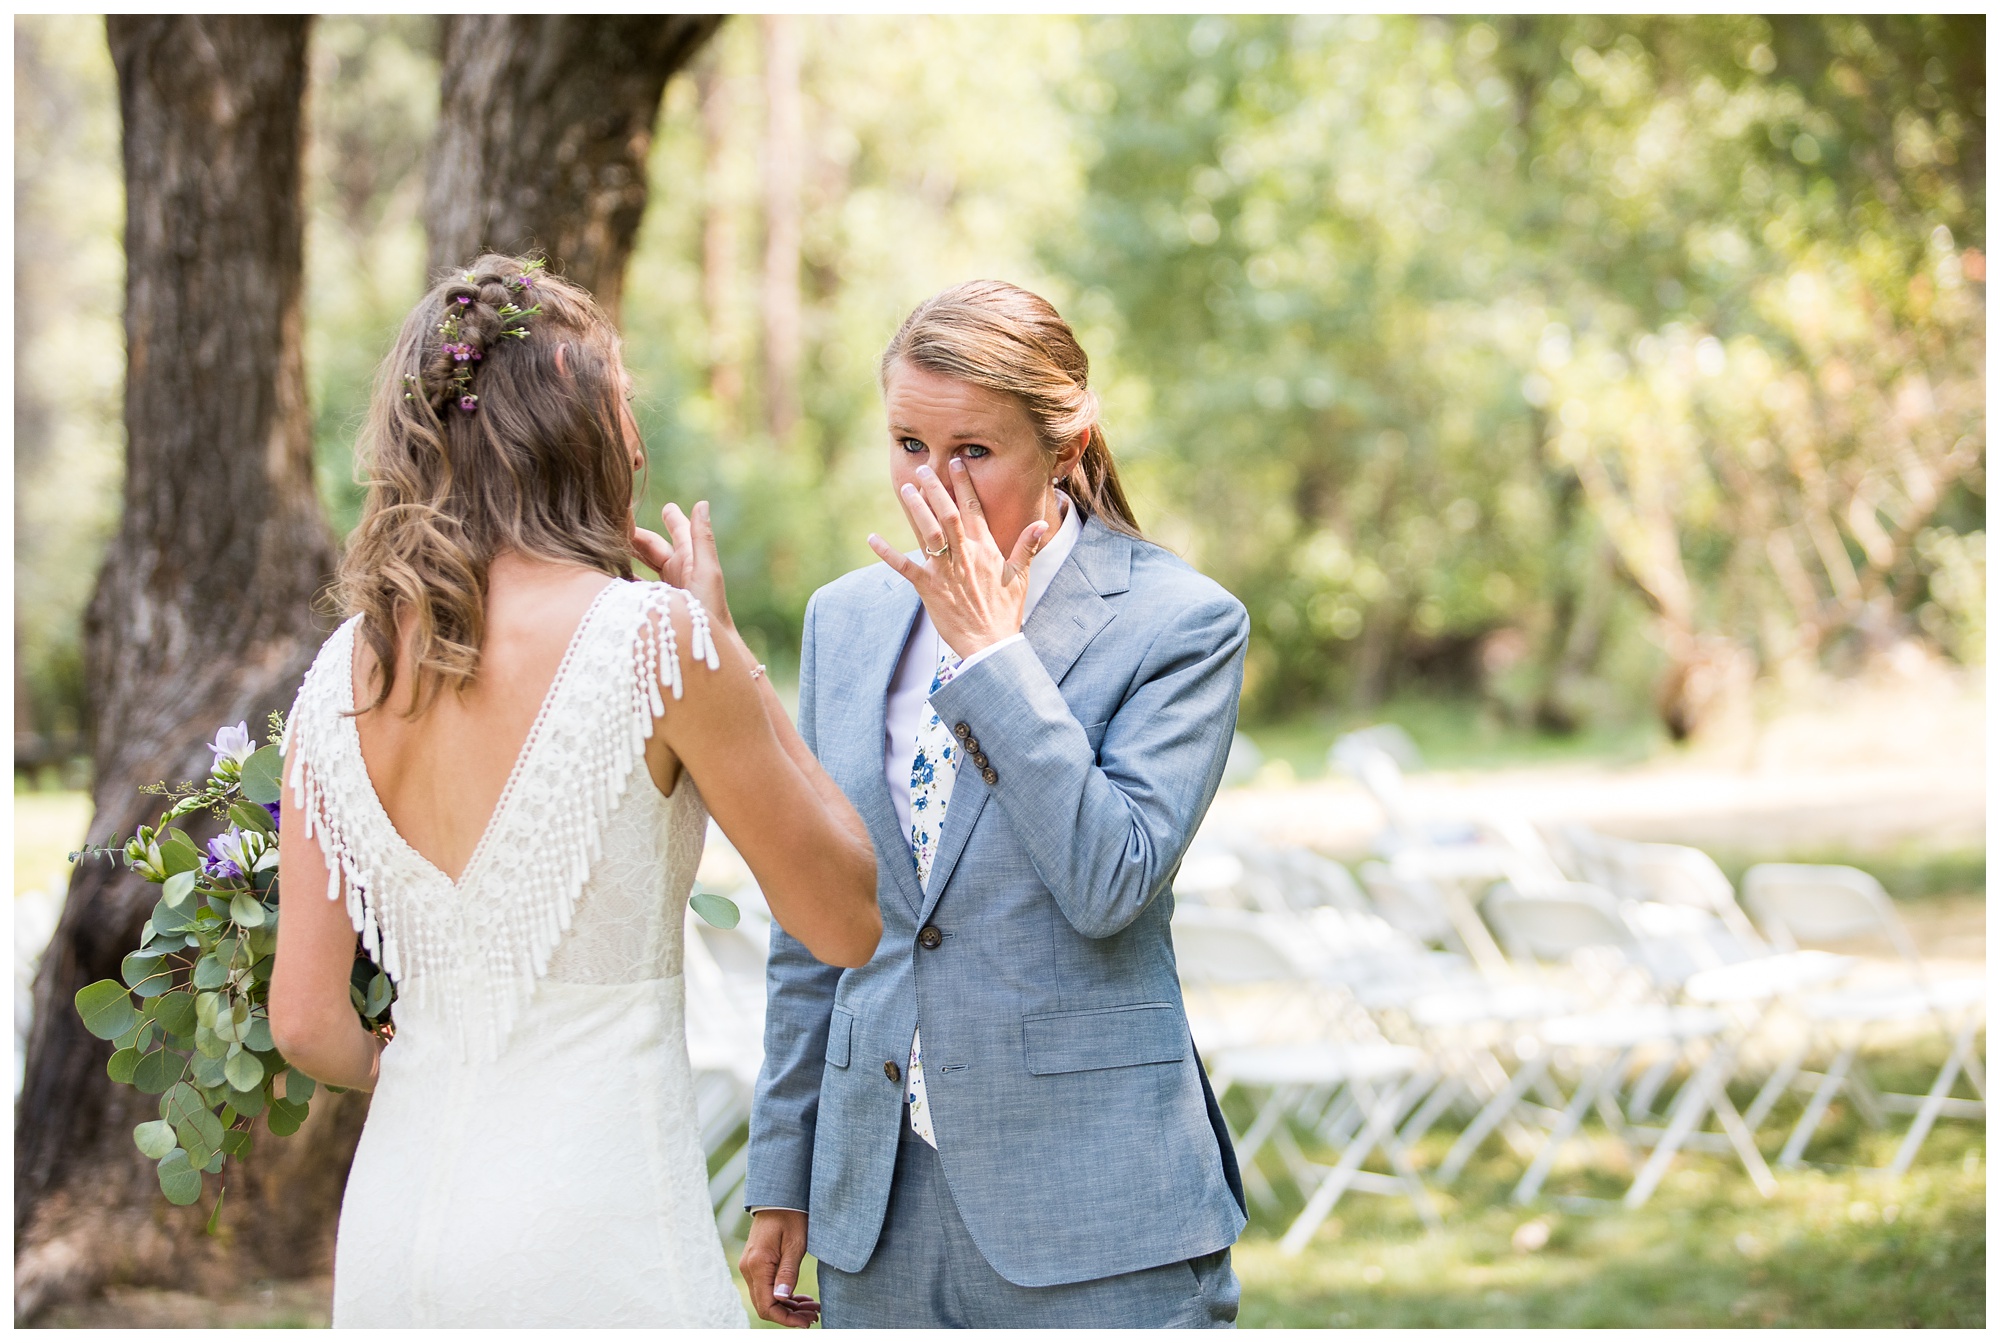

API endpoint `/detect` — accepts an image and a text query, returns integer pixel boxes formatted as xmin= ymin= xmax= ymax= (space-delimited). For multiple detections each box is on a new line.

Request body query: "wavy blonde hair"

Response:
xmin=880 ymin=280 xmax=1140 ymax=537
xmin=337 ymin=254 xmax=637 ymax=715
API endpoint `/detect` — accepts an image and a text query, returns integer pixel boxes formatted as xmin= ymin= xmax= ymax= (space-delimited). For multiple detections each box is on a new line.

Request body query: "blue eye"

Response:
xmin=899 ymin=437 xmax=926 ymax=454
xmin=960 ymin=445 xmax=990 ymax=460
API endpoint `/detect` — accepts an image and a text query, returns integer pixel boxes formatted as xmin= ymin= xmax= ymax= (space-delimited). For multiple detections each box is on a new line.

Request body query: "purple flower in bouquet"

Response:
xmin=263 ymin=799 xmax=282 ymax=829
xmin=204 ymin=826 xmax=266 ymax=881
xmin=204 ymin=830 xmax=245 ymax=880
xmin=207 ymin=721 xmax=255 ymax=768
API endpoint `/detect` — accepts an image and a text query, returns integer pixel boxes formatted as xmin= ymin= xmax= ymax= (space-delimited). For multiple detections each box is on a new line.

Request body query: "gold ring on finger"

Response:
xmin=925 ymin=543 xmax=952 ymax=560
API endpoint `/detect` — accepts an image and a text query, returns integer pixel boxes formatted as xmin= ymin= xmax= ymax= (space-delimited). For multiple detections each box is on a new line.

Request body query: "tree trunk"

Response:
xmin=15 ymin=16 xmax=350 ymax=1321
xmin=759 ymin=14 xmax=803 ymax=441
xmin=423 ymin=15 xmax=724 ymax=322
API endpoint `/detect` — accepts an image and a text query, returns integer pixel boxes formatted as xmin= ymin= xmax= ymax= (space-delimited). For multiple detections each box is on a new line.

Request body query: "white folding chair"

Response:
xmin=1171 ymin=906 xmax=1439 ymax=1249
xmin=1480 ymin=884 xmax=1775 ymax=1207
xmin=1743 ymin=864 xmax=1986 ymax=1176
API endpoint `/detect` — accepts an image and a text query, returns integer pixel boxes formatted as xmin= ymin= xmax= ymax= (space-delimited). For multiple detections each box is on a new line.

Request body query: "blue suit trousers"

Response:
xmin=819 ymin=1118 xmax=1239 ymax=1329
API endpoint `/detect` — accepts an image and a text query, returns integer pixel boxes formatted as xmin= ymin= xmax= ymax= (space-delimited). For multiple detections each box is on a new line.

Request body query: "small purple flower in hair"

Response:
xmin=456 ymin=295 xmax=472 ymax=306
xmin=459 ymin=394 xmax=478 ymax=412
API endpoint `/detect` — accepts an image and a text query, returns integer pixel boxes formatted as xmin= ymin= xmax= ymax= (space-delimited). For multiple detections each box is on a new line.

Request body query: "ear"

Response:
xmin=1053 ymin=427 xmax=1090 ymax=483
xmin=554 ymin=341 xmax=570 ymax=376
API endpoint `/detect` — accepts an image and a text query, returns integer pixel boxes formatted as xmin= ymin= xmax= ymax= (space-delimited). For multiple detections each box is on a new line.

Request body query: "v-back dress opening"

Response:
xmin=283 ymin=580 xmax=748 ymax=1328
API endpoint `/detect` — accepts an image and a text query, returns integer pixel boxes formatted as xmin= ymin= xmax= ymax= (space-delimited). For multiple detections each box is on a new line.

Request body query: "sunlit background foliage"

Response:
xmin=14 ymin=15 xmax=1984 ymax=771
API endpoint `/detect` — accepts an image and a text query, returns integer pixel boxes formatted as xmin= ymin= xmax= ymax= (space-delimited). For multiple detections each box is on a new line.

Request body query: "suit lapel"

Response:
xmin=918 ymin=518 xmax=1131 ymax=922
xmin=848 ymin=575 xmax=925 ymax=916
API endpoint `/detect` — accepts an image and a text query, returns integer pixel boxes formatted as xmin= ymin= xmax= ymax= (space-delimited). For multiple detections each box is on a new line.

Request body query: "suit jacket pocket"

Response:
xmin=1084 ymin=719 xmax=1111 ymax=753
xmin=825 ymin=1008 xmax=853 ymax=1068
xmin=1021 ymin=1002 xmax=1187 ymax=1076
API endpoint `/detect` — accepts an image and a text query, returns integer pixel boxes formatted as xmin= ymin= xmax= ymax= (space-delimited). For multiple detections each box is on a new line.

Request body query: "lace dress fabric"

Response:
xmin=284 ymin=581 xmax=747 ymax=1328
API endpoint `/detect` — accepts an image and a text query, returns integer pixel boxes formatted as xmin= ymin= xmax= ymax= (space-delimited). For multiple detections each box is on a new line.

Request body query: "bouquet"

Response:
xmin=72 ymin=713 xmax=394 ymax=1222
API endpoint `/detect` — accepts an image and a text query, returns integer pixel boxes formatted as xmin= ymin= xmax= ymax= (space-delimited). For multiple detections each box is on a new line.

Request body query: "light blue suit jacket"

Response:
xmin=747 ymin=515 xmax=1250 ymax=1288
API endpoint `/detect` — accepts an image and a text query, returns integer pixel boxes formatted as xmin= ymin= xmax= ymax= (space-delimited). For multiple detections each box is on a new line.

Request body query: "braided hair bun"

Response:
xmin=409 ymin=261 xmax=544 ymax=416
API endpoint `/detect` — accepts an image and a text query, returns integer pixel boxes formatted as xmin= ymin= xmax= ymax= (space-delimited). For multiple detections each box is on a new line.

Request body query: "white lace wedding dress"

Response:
xmin=282 ymin=580 xmax=749 ymax=1328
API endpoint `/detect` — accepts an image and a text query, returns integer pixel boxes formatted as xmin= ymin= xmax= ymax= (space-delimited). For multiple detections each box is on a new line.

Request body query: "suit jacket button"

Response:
xmin=963 ymin=736 xmax=980 ymax=753
xmin=970 ymin=751 xmax=989 ymax=768
xmin=917 ymin=925 xmax=944 ymax=950
xmin=953 ymin=722 xmax=971 ymax=739
xmin=884 ymin=1061 xmax=902 ymax=1083
xmin=981 ymin=767 xmax=998 ymax=785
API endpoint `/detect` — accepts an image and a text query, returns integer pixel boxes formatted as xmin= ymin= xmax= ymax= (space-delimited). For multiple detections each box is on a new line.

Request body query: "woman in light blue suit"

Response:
xmin=744 ymin=282 xmax=1250 ymax=1329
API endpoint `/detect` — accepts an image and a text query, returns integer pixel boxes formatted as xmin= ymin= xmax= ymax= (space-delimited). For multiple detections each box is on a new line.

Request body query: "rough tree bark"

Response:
xmin=424 ymin=15 xmax=725 ymax=322
xmin=14 ymin=17 xmax=349 ymax=1320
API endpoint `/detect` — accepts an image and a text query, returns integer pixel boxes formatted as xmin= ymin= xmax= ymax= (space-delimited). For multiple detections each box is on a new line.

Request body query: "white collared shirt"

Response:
xmin=882 ymin=492 xmax=1081 ymax=840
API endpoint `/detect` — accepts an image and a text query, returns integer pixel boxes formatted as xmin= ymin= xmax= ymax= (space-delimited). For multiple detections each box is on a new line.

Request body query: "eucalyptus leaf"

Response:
xmin=162 ymin=1081 xmax=206 ymax=1128
xmin=690 ymin=892 xmax=741 ymax=930
xmin=159 ymin=834 xmax=203 ymax=877
xmin=223 ymin=1051 xmax=265 ymax=1092
xmin=285 ymin=1069 xmax=316 ymax=1104
xmin=192 ymin=955 xmax=228 ymax=991
xmin=363 ymin=973 xmax=393 ymax=1018
xmin=133 ymin=1119 xmax=178 ymax=1160
xmin=220 ymin=1129 xmax=252 ymax=1159
xmin=250 ymin=955 xmax=275 ymax=985
xmin=75 ymin=980 xmax=141 ymax=1041
xmin=151 ymin=990 xmax=198 ymax=1038
xmin=133 ymin=1047 xmax=183 ymax=1095
xmin=162 ymin=869 xmax=199 ymax=909
xmin=265 ymin=1097 xmax=305 ymax=1137
xmin=133 ymin=1019 xmax=159 ymax=1052
xmin=156 ymin=1150 xmax=203 ymax=1206
xmin=151 ymin=898 xmax=194 ymax=937
xmin=229 ymin=800 xmax=275 ymax=835
xmin=122 ymin=952 xmax=174 ymax=998
xmin=107 ymin=1048 xmax=140 ymax=1085
xmin=229 ymin=892 xmax=266 ymax=928
xmin=244 ymin=1016 xmax=274 ymax=1053
xmin=201 ymin=1149 xmax=225 ymax=1175
xmin=195 ymin=991 xmax=220 ymax=1029
xmin=113 ymin=1020 xmax=145 ymax=1052
xmin=191 ymin=1050 xmax=228 ymax=1089
xmin=240 ymin=745 xmax=284 ymax=804
xmin=175 ymin=1106 xmax=224 ymax=1162
xmin=228 ymin=1084 xmax=267 ymax=1119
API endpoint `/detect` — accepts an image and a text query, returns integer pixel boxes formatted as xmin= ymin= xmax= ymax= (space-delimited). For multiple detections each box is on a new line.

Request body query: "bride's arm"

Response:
xmin=652 ymin=594 xmax=880 ymax=967
xmin=270 ymin=783 xmax=383 ymax=1090
xmin=637 ymin=502 xmax=880 ymax=969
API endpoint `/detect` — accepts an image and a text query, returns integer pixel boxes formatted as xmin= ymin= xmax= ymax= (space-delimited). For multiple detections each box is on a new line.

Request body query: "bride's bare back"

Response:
xmin=354 ymin=555 xmax=680 ymax=884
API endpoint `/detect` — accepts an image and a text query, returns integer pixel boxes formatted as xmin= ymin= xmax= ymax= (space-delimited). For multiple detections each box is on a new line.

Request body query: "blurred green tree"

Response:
xmin=1056 ymin=15 xmax=1983 ymax=733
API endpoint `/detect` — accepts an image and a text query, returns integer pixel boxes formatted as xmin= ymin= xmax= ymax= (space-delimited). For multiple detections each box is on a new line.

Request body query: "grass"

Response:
xmin=1240 ymin=696 xmax=1664 ymax=782
xmin=1224 ymin=1040 xmax=1986 ymax=1328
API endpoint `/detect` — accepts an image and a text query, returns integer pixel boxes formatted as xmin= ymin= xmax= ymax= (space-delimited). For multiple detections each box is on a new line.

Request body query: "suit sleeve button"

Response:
xmin=917 ymin=925 xmax=944 ymax=950
xmin=953 ymin=722 xmax=971 ymax=739
xmin=884 ymin=1061 xmax=902 ymax=1083
xmin=970 ymin=751 xmax=989 ymax=768
xmin=981 ymin=768 xmax=998 ymax=785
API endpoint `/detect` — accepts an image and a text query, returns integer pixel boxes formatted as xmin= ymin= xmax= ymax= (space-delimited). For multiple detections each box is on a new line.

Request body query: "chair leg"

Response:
xmin=1280 ymin=1075 xmax=1429 ymax=1254
xmin=1779 ymin=1044 xmax=1854 ymax=1168
xmin=1397 ymin=1074 xmax=1463 ymax=1151
xmin=1743 ymin=1041 xmax=1808 ymax=1131
xmin=1886 ymin=1019 xmax=1978 ymax=1177
xmin=1514 ymin=1053 xmax=1621 ymax=1205
xmin=1627 ymin=1054 xmax=1677 ymax=1121
xmin=1708 ymin=1065 xmax=1778 ymax=1197
xmin=1439 ymin=1053 xmax=1550 ymax=1185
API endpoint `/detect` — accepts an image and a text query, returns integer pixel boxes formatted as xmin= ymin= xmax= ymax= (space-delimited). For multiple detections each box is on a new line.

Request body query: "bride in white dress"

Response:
xmin=268 ymin=256 xmax=880 ymax=1328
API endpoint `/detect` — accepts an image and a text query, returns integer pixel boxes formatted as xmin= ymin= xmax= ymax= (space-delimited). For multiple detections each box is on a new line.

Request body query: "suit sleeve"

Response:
xmin=745 ymin=590 xmax=846 ymax=1211
xmin=925 ymin=589 xmax=1249 ymax=939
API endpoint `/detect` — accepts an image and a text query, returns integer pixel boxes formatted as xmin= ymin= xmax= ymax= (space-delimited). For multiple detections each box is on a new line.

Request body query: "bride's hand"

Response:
xmin=633 ymin=500 xmax=735 ymax=633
